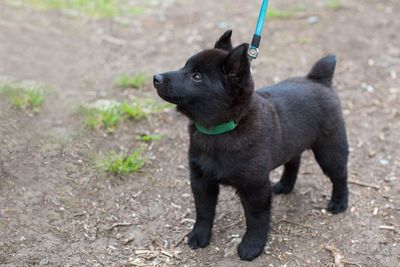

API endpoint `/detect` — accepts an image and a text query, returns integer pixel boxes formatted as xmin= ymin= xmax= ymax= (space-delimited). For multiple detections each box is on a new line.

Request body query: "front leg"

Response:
xmin=238 ymin=179 xmax=272 ymax=261
xmin=187 ymin=162 xmax=219 ymax=249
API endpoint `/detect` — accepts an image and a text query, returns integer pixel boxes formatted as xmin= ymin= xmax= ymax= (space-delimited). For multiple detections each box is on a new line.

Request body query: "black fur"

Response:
xmin=153 ymin=30 xmax=349 ymax=261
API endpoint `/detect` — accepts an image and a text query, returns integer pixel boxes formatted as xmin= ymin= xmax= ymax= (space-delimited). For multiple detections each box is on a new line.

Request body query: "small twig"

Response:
xmin=277 ymin=219 xmax=315 ymax=229
xmin=174 ymin=232 xmax=188 ymax=247
xmin=382 ymin=194 xmax=400 ymax=200
xmin=348 ymin=180 xmax=380 ymax=189
xmin=342 ymin=260 xmax=363 ymax=267
xmin=180 ymin=218 xmax=195 ymax=224
xmin=123 ymin=237 xmax=135 ymax=245
xmin=160 ymin=250 xmax=173 ymax=258
xmin=108 ymin=222 xmax=133 ymax=230
xmin=325 ymin=245 xmax=344 ymax=267
xmin=379 ymin=225 xmax=398 ymax=234
xmin=134 ymin=250 xmax=153 ymax=255
xmin=82 ymin=252 xmax=105 ymax=266
xmin=101 ymin=35 xmax=127 ymax=46
xmin=73 ymin=212 xmax=86 ymax=217
xmin=220 ymin=219 xmax=242 ymax=231
xmin=48 ymin=224 xmax=67 ymax=234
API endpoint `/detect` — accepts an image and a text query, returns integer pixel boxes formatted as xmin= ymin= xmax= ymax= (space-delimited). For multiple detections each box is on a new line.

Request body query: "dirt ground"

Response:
xmin=0 ymin=0 xmax=399 ymax=266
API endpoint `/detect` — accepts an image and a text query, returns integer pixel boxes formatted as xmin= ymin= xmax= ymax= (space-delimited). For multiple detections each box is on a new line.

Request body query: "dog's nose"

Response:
xmin=153 ymin=74 xmax=163 ymax=86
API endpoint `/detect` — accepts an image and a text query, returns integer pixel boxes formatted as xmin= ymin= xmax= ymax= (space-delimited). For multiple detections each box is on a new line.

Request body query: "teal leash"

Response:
xmin=248 ymin=0 xmax=269 ymax=61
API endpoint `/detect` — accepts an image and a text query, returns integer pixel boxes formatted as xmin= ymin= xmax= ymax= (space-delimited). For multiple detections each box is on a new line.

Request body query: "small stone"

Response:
xmin=361 ymin=82 xmax=375 ymax=92
xmin=379 ymin=159 xmax=389 ymax=165
xmin=217 ymin=21 xmax=228 ymax=29
xmin=368 ymin=58 xmax=375 ymax=66
xmin=307 ymin=16 xmax=319 ymax=24
xmin=390 ymin=70 xmax=397 ymax=79
xmin=373 ymin=207 xmax=379 ymax=216
xmin=223 ymin=237 xmax=242 ymax=257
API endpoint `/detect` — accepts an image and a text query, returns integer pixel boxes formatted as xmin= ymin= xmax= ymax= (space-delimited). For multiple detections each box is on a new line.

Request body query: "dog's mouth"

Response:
xmin=156 ymin=91 xmax=184 ymax=105
xmin=155 ymin=85 xmax=184 ymax=105
xmin=158 ymin=93 xmax=178 ymax=103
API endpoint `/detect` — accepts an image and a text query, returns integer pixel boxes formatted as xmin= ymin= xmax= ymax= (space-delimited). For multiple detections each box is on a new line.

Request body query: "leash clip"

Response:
xmin=248 ymin=46 xmax=259 ymax=61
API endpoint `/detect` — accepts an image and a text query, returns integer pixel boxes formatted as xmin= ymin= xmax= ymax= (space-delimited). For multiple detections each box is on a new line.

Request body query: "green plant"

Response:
xmin=326 ymin=0 xmax=343 ymax=10
xmin=79 ymin=105 xmax=121 ymax=131
xmin=135 ymin=134 xmax=162 ymax=142
xmin=267 ymin=8 xmax=295 ymax=19
xmin=126 ymin=6 xmax=145 ymax=16
xmin=79 ymin=98 xmax=173 ymax=131
xmin=0 ymin=83 xmax=45 ymax=112
xmin=266 ymin=5 xmax=306 ymax=20
xmin=5 ymin=0 xmax=146 ymax=18
xmin=116 ymin=73 xmax=149 ymax=89
xmin=98 ymin=149 xmax=145 ymax=175
xmin=120 ymin=102 xmax=148 ymax=119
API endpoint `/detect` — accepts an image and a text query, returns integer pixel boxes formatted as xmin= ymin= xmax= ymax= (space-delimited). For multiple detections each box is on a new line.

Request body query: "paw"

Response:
xmin=327 ymin=198 xmax=348 ymax=214
xmin=187 ymin=226 xmax=211 ymax=249
xmin=273 ymin=181 xmax=293 ymax=194
xmin=237 ymin=239 xmax=265 ymax=261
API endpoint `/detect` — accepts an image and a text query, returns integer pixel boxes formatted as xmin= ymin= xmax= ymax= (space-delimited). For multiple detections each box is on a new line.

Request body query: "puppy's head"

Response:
xmin=153 ymin=30 xmax=254 ymax=128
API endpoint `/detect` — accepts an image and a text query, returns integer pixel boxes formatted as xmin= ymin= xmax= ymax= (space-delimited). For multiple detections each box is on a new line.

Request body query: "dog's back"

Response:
xmin=256 ymin=55 xmax=347 ymax=168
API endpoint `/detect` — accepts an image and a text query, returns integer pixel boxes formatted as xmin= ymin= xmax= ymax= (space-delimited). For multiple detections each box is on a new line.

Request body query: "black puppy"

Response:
xmin=153 ymin=30 xmax=349 ymax=261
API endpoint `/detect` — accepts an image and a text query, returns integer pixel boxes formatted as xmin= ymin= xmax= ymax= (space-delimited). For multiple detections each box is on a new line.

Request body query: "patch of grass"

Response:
xmin=326 ymin=0 xmax=343 ymax=10
xmin=82 ymin=106 xmax=121 ymax=131
xmin=5 ymin=0 xmax=146 ymax=18
xmin=0 ymin=83 xmax=46 ymax=112
xmin=78 ymin=98 xmax=173 ymax=131
xmin=126 ymin=6 xmax=145 ymax=16
xmin=116 ymin=73 xmax=149 ymax=89
xmin=98 ymin=149 xmax=145 ymax=176
xmin=267 ymin=8 xmax=295 ymax=19
xmin=135 ymin=134 xmax=162 ymax=142
xmin=266 ymin=5 xmax=306 ymax=20
xmin=120 ymin=102 xmax=148 ymax=119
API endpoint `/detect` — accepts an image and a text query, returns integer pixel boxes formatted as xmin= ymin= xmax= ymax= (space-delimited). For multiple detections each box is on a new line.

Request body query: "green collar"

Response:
xmin=194 ymin=120 xmax=237 ymax=135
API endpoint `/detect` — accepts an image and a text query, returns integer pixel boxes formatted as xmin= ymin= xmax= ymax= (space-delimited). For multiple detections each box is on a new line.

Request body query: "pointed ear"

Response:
xmin=223 ymin=43 xmax=250 ymax=79
xmin=214 ymin=30 xmax=233 ymax=51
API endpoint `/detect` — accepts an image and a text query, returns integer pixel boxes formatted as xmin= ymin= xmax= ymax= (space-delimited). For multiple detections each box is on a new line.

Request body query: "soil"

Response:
xmin=0 ymin=0 xmax=399 ymax=266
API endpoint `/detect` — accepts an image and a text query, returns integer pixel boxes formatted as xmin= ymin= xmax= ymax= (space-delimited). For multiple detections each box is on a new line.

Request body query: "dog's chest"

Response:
xmin=195 ymin=152 xmax=236 ymax=184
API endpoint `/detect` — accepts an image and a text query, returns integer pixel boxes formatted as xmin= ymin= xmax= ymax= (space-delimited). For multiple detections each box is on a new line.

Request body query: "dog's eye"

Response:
xmin=191 ymin=72 xmax=202 ymax=82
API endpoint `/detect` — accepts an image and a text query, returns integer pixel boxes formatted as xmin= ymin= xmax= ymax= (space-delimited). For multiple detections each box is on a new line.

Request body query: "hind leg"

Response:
xmin=313 ymin=138 xmax=349 ymax=214
xmin=273 ymin=155 xmax=301 ymax=194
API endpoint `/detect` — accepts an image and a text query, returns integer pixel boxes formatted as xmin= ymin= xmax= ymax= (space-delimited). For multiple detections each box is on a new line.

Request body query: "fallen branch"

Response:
xmin=277 ymin=219 xmax=315 ymax=229
xmin=348 ymin=180 xmax=380 ymax=189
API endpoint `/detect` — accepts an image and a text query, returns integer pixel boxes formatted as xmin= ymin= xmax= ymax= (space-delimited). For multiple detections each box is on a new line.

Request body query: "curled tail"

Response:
xmin=307 ymin=55 xmax=336 ymax=86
